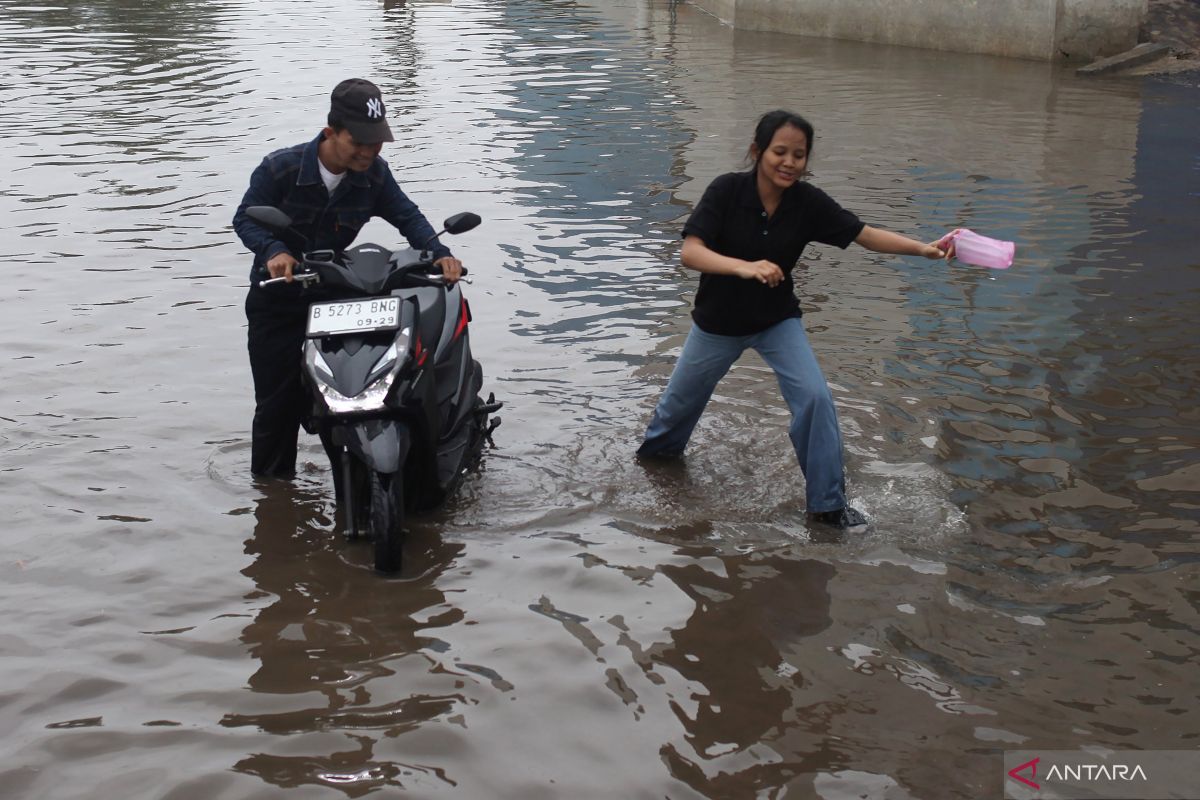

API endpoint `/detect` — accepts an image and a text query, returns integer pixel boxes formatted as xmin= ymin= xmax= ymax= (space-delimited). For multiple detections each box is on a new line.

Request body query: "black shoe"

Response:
xmin=808 ymin=506 xmax=868 ymax=528
xmin=635 ymin=448 xmax=684 ymax=462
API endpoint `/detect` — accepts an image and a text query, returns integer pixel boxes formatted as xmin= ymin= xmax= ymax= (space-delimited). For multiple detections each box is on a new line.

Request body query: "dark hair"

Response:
xmin=747 ymin=109 xmax=814 ymax=165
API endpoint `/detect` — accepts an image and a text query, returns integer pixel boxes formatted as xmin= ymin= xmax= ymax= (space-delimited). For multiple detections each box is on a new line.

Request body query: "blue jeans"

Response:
xmin=638 ymin=317 xmax=847 ymax=513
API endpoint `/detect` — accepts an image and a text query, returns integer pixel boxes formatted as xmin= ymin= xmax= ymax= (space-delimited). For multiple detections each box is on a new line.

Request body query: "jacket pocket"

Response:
xmin=336 ymin=208 xmax=370 ymax=236
xmin=279 ymin=198 xmax=322 ymax=231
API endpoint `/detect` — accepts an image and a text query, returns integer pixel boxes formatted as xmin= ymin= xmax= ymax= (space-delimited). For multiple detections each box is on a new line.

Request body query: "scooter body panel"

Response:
xmin=338 ymin=418 xmax=412 ymax=476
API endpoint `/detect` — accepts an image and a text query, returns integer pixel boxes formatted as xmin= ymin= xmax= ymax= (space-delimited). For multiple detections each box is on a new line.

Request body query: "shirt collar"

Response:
xmin=735 ymin=168 xmax=803 ymax=212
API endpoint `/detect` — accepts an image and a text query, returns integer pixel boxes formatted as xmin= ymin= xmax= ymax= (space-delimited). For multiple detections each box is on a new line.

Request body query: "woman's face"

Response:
xmin=754 ymin=123 xmax=808 ymax=192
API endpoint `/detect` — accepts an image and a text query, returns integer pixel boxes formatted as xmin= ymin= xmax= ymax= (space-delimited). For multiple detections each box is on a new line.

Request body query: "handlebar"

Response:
xmin=258 ymin=271 xmax=320 ymax=288
xmin=256 ymin=265 xmax=471 ymax=289
xmin=393 ymin=271 xmax=473 ymax=286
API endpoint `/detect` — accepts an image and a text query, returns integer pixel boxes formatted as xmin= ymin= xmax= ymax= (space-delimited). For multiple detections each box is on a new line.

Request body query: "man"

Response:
xmin=233 ymin=78 xmax=462 ymax=478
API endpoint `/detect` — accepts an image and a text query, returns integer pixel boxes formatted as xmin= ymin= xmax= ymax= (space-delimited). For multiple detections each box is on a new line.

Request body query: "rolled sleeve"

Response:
xmin=682 ymin=173 xmax=737 ymax=248
xmin=807 ymin=187 xmax=864 ymax=249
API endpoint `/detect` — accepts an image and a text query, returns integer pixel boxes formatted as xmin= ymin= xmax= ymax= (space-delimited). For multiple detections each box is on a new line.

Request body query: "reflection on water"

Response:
xmin=0 ymin=0 xmax=1196 ymax=797
xmin=227 ymin=483 xmax=468 ymax=791
xmin=652 ymin=554 xmax=836 ymax=793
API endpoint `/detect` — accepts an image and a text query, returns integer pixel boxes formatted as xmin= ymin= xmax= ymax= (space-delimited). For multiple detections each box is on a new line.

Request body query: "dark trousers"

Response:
xmin=245 ymin=286 xmax=310 ymax=477
xmin=247 ymin=286 xmax=354 ymax=479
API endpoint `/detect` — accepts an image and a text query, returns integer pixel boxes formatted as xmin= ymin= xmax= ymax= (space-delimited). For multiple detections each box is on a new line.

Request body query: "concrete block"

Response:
xmin=1076 ymin=41 xmax=1171 ymax=74
xmin=1057 ymin=0 xmax=1147 ymax=59
xmin=687 ymin=0 xmax=1148 ymax=61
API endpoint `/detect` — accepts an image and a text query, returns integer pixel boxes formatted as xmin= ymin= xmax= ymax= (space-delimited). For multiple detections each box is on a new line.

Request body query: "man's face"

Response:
xmin=322 ymin=127 xmax=383 ymax=173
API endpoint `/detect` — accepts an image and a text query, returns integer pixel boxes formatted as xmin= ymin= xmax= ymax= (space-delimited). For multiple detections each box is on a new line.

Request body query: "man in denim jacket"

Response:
xmin=233 ymin=78 xmax=462 ymax=479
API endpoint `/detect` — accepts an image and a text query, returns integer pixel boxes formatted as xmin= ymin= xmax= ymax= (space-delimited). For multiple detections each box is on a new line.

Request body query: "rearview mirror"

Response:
xmin=442 ymin=212 xmax=481 ymax=235
xmin=245 ymin=206 xmax=295 ymax=233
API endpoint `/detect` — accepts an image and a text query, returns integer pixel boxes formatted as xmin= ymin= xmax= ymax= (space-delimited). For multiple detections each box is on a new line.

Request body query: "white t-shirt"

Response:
xmin=318 ymin=159 xmax=346 ymax=195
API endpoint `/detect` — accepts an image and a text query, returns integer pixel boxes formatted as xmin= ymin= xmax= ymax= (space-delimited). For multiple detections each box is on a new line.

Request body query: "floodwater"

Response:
xmin=1 ymin=0 xmax=1197 ymax=797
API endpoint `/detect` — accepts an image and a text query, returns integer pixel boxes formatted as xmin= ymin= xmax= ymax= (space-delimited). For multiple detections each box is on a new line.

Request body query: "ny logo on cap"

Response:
xmin=366 ymin=98 xmax=383 ymax=119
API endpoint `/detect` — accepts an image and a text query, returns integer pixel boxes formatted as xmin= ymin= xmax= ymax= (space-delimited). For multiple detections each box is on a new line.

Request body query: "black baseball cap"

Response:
xmin=329 ymin=78 xmax=395 ymax=144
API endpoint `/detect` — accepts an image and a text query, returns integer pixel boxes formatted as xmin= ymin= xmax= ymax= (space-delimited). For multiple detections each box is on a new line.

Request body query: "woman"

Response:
xmin=638 ymin=109 xmax=949 ymax=529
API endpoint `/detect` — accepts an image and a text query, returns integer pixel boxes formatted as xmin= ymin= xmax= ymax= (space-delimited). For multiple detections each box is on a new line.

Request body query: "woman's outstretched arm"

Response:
xmin=855 ymin=225 xmax=949 ymax=260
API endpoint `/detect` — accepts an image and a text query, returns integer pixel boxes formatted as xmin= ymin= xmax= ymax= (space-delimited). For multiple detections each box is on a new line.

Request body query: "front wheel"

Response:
xmin=369 ymin=470 xmax=405 ymax=572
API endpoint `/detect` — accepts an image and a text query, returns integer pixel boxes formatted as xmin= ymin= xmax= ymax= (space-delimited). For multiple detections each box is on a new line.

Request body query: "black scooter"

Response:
xmin=245 ymin=206 xmax=501 ymax=572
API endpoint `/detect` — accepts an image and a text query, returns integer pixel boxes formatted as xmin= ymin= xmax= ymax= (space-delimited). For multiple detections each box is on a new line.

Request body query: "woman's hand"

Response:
xmin=737 ymin=259 xmax=784 ymax=287
xmin=435 ymin=256 xmax=463 ymax=283
xmin=921 ymin=241 xmax=952 ymax=260
xmin=680 ymin=236 xmax=782 ymax=285
xmin=266 ymin=251 xmax=298 ymax=282
xmin=927 ymin=233 xmax=956 ymax=261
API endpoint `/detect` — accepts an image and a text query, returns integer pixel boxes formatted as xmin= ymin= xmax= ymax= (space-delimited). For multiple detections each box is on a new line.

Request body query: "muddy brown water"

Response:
xmin=1 ymin=1 xmax=1197 ymax=798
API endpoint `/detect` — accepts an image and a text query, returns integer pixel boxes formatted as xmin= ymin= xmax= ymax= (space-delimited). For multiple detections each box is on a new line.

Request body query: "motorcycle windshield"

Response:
xmin=311 ymin=245 xmax=432 ymax=295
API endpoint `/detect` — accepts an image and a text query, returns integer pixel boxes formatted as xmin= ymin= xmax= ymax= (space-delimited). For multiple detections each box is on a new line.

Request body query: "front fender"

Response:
xmin=342 ymin=418 xmax=411 ymax=475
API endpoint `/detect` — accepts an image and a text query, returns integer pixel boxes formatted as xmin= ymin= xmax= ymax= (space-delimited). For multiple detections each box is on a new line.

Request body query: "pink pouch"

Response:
xmin=937 ymin=228 xmax=1015 ymax=269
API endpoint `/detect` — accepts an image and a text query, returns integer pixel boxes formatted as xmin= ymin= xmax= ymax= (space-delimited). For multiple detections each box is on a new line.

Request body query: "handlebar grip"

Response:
xmin=256 ymin=272 xmax=318 ymax=288
xmin=423 ymin=263 xmax=466 ymax=275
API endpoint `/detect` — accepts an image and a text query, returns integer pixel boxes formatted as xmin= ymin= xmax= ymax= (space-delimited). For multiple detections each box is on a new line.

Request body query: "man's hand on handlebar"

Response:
xmin=267 ymin=251 xmax=299 ymax=283
xmin=435 ymin=256 xmax=463 ymax=284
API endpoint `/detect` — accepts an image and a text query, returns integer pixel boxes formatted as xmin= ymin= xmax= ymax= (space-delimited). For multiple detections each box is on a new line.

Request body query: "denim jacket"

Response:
xmin=232 ymin=132 xmax=452 ymax=281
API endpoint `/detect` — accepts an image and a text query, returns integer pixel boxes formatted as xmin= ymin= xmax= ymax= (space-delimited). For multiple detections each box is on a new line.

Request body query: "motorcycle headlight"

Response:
xmin=305 ymin=328 xmax=411 ymax=414
xmin=365 ymin=328 xmax=409 ymax=385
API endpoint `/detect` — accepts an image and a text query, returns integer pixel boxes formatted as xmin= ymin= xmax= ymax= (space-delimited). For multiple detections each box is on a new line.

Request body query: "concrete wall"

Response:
xmin=689 ymin=0 xmax=1147 ymax=61
xmin=1056 ymin=0 xmax=1147 ymax=59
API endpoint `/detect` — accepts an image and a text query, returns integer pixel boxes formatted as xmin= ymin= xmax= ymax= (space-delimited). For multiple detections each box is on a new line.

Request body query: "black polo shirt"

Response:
xmin=682 ymin=170 xmax=864 ymax=336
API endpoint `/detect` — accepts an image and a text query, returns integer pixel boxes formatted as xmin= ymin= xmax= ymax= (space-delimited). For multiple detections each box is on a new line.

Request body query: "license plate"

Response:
xmin=307 ymin=297 xmax=400 ymax=336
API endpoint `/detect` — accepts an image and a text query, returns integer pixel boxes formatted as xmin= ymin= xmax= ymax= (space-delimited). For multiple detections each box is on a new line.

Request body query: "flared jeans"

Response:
xmin=638 ymin=316 xmax=848 ymax=513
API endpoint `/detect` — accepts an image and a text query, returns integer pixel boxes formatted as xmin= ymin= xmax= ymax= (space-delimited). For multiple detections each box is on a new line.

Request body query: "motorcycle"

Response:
xmin=245 ymin=205 xmax=502 ymax=572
